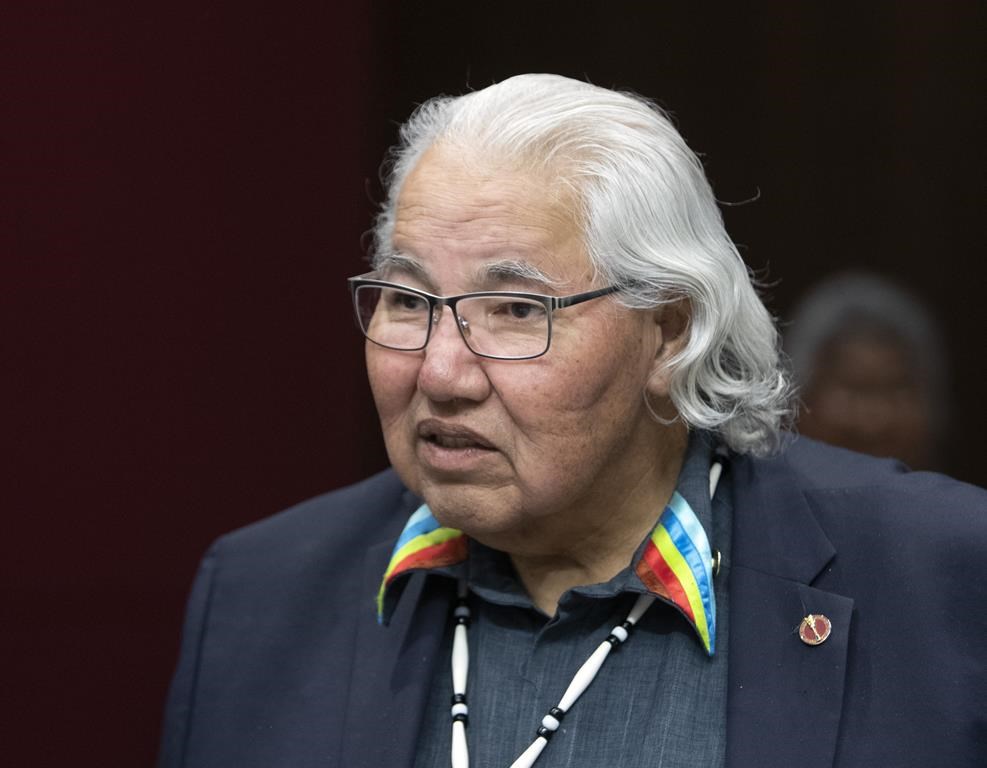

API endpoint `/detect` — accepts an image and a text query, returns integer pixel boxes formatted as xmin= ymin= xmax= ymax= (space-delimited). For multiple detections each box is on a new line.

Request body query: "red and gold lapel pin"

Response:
xmin=799 ymin=614 xmax=832 ymax=646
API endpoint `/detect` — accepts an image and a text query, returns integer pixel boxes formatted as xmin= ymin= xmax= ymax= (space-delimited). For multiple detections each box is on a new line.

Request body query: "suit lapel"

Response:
xmin=726 ymin=451 xmax=853 ymax=768
xmin=340 ymin=519 xmax=453 ymax=766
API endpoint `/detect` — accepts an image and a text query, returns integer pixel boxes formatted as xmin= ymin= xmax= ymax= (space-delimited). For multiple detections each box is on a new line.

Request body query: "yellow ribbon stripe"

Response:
xmin=652 ymin=525 xmax=711 ymax=653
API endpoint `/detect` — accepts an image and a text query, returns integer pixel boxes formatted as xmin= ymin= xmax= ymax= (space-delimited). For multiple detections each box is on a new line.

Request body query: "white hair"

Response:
xmin=371 ymin=74 xmax=793 ymax=456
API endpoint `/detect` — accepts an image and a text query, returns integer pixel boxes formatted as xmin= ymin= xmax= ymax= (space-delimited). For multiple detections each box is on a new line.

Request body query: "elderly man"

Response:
xmin=159 ymin=75 xmax=987 ymax=767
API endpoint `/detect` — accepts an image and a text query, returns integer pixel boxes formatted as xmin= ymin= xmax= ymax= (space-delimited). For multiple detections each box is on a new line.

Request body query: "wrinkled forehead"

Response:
xmin=385 ymin=144 xmax=595 ymax=292
xmin=396 ymin=141 xmax=582 ymax=224
xmin=374 ymin=252 xmax=570 ymax=295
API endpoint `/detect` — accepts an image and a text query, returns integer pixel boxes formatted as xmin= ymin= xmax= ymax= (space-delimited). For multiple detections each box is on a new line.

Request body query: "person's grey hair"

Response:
xmin=785 ymin=271 xmax=947 ymax=425
xmin=371 ymin=73 xmax=793 ymax=456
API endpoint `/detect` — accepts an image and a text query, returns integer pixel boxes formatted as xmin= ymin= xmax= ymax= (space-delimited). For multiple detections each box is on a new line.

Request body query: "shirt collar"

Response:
xmin=377 ymin=432 xmax=722 ymax=656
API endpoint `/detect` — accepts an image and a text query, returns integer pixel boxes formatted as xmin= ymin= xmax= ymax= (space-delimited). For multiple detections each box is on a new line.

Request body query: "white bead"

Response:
xmin=708 ymin=459 xmax=723 ymax=499
xmin=451 ymin=702 xmax=469 ymax=718
xmin=540 ymin=714 xmax=560 ymax=731
xmin=509 ymin=736 xmax=547 ymax=768
xmin=558 ymin=641 xmax=611 ymax=711
xmin=452 ymin=623 xmax=469 ymax=694
xmin=454 ymin=605 xmax=471 ymax=619
xmin=626 ymin=593 xmax=655 ymax=625
xmin=610 ymin=625 xmax=628 ymax=643
xmin=451 ymin=720 xmax=468 ymax=768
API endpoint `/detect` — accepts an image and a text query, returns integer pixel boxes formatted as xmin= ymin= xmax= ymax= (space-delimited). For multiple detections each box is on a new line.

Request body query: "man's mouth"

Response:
xmin=427 ymin=434 xmax=482 ymax=449
xmin=417 ymin=420 xmax=496 ymax=451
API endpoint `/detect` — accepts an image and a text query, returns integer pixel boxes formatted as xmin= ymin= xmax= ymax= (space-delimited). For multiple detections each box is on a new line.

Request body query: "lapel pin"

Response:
xmin=799 ymin=614 xmax=832 ymax=646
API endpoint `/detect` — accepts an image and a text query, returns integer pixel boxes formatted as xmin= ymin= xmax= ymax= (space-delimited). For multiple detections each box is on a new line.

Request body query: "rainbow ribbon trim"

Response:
xmin=379 ymin=495 xmax=716 ymax=654
xmin=635 ymin=491 xmax=717 ymax=655
xmin=376 ymin=504 xmax=467 ymax=622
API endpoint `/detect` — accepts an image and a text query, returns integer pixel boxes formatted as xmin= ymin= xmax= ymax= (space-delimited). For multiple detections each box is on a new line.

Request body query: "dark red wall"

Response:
xmin=4 ymin=3 xmax=984 ymax=765
xmin=3 ymin=3 xmax=382 ymax=764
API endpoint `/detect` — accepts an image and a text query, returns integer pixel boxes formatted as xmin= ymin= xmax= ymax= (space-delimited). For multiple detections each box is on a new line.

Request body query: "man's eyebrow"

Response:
xmin=479 ymin=260 xmax=564 ymax=291
xmin=373 ymin=254 xmax=564 ymax=293
xmin=374 ymin=253 xmax=434 ymax=288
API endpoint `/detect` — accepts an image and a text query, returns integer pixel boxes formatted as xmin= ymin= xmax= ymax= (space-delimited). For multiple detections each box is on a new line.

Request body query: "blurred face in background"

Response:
xmin=797 ymin=329 xmax=936 ymax=470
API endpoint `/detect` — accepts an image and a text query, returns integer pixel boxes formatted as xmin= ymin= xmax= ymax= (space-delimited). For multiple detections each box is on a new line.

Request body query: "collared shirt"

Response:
xmin=381 ymin=431 xmax=733 ymax=767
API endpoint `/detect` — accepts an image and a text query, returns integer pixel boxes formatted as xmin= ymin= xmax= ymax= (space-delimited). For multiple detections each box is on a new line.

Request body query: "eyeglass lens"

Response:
xmin=354 ymin=285 xmax=550 ymax=358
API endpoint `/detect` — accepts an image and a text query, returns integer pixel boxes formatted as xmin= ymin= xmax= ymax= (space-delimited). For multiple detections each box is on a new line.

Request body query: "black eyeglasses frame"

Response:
xmin=347 ymin=272 xmax=622 ymax=361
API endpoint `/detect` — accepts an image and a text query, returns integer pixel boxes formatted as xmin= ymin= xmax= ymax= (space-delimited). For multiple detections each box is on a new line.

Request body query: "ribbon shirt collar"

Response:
xmin=377 ymin=437 xmax=720 ymax=655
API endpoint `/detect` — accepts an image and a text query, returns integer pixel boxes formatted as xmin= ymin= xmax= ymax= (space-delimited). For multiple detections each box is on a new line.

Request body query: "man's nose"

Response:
xmin=417 ymin=306 xmax=490 ymax=403
xmin=431 ymin=305 xmax=471 ymax=340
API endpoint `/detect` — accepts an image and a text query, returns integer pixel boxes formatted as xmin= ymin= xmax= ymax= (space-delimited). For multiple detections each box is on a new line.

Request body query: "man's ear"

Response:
xmin=646 ymin=298 xmax=690 ymax=399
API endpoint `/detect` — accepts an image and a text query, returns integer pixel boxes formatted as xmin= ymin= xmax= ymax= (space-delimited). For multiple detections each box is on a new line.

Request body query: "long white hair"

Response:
xmin=372 ymin=74 xmax=793 ymax=456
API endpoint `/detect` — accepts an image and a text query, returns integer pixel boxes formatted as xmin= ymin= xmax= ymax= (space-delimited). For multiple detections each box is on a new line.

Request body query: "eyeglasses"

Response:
xmin=348 ymin=272 xmax=622 ymax=360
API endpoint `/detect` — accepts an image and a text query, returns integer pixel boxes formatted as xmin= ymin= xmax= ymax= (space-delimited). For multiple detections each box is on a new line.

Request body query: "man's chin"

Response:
xmin=420 ymin=483 xmax=518 ymax=536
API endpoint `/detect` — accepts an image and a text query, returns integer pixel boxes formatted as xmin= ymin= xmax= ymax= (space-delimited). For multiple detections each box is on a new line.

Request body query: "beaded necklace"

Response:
xmin=448 ymin=457 xmax=725 ymax=768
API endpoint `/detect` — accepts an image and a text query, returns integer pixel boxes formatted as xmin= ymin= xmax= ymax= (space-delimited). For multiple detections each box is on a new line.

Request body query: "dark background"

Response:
xmin=4 ymin=2 xmax=984 ymax=764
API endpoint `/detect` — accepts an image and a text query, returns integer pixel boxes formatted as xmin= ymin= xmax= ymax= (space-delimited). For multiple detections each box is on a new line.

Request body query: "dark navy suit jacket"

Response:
xmin=159 ymin=438 xmax=987 ymax=767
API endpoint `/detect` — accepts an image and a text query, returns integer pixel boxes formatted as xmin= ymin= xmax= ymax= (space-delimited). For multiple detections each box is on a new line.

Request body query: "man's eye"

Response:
xmin=492 ymin=301 xmax=545 ymax=321
xmin=388 ymin=291 xmax=427 ymax=311
xmin=509 ymin=302 xmax=534 ymax=319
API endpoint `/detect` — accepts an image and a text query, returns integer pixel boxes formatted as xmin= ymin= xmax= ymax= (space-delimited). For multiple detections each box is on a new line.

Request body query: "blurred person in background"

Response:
xmin=785 ymin=272 xmax=947 ymax=470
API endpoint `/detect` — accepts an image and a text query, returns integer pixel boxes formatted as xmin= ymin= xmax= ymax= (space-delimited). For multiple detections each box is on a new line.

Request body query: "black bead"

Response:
xmin=605 ymin=634 xmax=619 ymax=646
xmin=452 ymin=713 xmax=469 ymax=725
xmin=536 ymin=726 xmax=554 ymax=740
xmin=451 ymin=693 xmax=467 ymax=705
xmin=549 ymin=707 xmax=566 ymax=720
xmin=621 ymin=620 xmax=633 ymax=631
